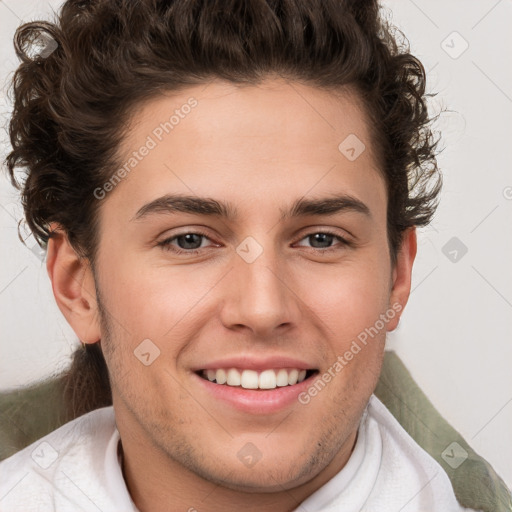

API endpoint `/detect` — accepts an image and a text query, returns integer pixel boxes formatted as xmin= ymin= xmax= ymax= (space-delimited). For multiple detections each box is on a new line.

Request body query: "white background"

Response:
xmin=0 ymin=0 xmax=511 ymax=490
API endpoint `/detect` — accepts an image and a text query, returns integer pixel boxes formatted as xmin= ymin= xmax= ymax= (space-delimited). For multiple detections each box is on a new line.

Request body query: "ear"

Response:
xmin=46 ymin=224 xmax=101 ymax=344
xmin=386 ymin=227 xmax=417 ymax=332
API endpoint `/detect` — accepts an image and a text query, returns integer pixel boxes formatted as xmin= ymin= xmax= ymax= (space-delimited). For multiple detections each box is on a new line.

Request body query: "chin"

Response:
xmin=202 ymin=462 xmax=315 ymax=493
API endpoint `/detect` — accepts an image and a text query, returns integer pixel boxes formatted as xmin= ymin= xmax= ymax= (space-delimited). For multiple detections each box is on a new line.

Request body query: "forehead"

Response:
xmin=105 ymin=79 xmax=386 ymax=223
xmin=124 ymin=78 xmax=376 ymax=164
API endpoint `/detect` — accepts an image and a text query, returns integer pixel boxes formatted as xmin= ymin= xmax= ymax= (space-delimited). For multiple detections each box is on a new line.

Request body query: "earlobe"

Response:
xmin=387 ymin=227 xmax=417 ymax=332
xmin=46 ymin=225 xmax=101 ymax=344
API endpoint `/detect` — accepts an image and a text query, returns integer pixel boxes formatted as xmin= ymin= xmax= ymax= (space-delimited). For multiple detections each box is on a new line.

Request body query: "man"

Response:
xmin=0 ymin=0 xmax=477 ymax=510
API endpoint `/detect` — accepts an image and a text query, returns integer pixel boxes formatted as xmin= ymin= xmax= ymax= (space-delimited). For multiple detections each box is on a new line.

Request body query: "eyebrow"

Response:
xmin=132 ymin=193 xmax=371 ymax=222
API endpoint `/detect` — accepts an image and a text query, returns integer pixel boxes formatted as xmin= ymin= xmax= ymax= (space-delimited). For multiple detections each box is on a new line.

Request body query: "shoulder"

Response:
xmin=0 ymin=406 xmax=121 ymax=512
xmin=364 ymin=395 xmax=476 ymax=511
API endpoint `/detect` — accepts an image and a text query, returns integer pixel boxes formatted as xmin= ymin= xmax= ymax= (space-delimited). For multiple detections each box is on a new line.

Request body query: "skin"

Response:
xmin=47 ymin=78 xmax=416 ymax=512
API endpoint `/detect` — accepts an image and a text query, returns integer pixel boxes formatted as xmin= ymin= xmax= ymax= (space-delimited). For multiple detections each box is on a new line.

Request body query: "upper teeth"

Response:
xmin=203 ymin=368 xmax=308 ymax=389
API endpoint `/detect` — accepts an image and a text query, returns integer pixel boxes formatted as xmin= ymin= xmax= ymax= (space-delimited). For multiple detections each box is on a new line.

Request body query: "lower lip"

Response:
xmin=194 ymin=372 xmax=316 ymax=414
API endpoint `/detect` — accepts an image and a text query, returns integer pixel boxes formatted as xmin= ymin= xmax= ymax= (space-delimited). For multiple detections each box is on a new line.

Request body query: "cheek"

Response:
xmin=97 ymin=253 xmax=220 ymax=343
xmin=305 ymin=259 xmax=391 ymax=342
xmin=98 ymin=235 xmax=391 ymax=348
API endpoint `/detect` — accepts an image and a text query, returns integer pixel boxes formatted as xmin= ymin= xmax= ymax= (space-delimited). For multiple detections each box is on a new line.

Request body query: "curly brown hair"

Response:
xmin=5 ymin=0 xmax=442 ymax=420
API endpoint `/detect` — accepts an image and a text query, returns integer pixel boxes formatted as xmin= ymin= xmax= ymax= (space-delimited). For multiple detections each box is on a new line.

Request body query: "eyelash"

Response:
xmin=157 ymin=229 xmax=351 ymax=255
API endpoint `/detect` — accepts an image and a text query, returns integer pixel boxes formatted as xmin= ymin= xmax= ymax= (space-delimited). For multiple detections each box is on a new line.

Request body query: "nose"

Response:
xmin=218 ymin=238 xmax=301 ymax=339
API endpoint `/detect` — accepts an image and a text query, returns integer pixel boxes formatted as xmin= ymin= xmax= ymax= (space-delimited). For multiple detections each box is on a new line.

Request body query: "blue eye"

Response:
xmin=158 ymin=231 xmax=213 ymax=255
xmin=295 ymin=232 xmax=349 ymax=252
xmin=158 ymin=230 xmax=350 ymax=255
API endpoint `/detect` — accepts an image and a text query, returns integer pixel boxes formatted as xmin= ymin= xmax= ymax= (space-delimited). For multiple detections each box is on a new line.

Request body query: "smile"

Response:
xmin=197 ymin=368 xmax=317 ymax=390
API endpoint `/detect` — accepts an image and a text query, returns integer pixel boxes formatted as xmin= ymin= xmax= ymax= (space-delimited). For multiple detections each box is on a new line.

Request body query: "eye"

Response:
xmin=157 ymin=229 xmax=351 ymax=256
xmin=294 ymin=231 xmax=350 ymax=253
xmin=158 ymin=230 xmax=216 ymax=255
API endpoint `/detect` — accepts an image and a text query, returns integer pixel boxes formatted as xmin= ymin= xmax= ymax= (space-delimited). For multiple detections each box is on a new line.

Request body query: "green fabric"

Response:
xmin=375 ymin=351 xmax=512 ymax=512
xmin=1 ymin=351 xmax=510 ymax=511
xmin=0 ymin=377 xmax=67 ymax=461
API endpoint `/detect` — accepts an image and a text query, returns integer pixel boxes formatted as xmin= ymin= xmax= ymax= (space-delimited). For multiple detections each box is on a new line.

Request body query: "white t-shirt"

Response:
xmin=0 ymin=394 xmax=477 ymax=511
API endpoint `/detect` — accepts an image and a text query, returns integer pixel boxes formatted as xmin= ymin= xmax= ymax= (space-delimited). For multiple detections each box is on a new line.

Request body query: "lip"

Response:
xmin=192 ymin=356 xmax=314 ymax=372
xmin=193 ymin=369 xmax=318 ymax=415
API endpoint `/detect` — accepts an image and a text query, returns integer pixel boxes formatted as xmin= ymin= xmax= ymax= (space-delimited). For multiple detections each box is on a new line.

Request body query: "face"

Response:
xmin=61 ymin=79 xmax=413 ymax=495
